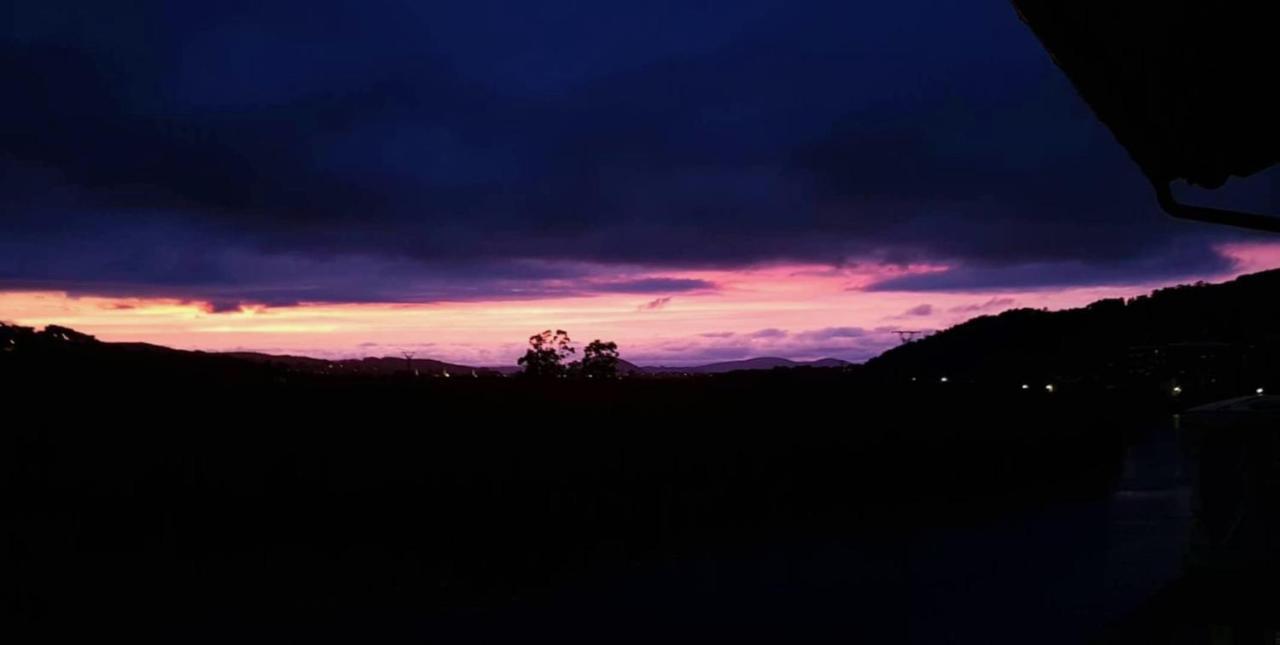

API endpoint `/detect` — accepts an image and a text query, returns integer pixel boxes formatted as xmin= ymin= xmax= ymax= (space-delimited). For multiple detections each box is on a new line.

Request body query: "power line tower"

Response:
xmin=402 ymin=351 xmax=417 ymax=376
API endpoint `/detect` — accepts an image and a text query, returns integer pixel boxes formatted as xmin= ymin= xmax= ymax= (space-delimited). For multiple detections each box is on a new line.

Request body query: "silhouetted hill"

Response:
xmin=487 ymin=356 xmax=849 ymax=375
xmin=223 ymin=352 xmax=499 ymax=377
xmin=0 ymin=324 xmax=501 ymax=382
xmin=807 ymin=358 xmax=854 ymax=368
xmin=643 ymin=357 xmax=851 ymax=374
xmin=866 ymin=268 xmax=1280 ymax=395
xmin=616 ymin=358 xmax=648 ymax=375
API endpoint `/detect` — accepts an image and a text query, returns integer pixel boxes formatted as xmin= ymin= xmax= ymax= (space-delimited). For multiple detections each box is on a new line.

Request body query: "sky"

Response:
xmin=3 ymin=1 xmax=1280 ymax=366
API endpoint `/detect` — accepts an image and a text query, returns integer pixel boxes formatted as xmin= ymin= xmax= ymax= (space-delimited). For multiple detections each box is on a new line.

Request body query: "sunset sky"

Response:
xmin=4 ymin=1 xmax=1280 ymax=366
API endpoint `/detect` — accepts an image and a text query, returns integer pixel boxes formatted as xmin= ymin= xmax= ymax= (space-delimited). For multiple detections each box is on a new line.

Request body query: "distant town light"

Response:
xmin=1045 ymin=384 xmax=1055 ymax=393
xmin=940 ymin=376 xmax=949 ymax=383
xmin=1021 ymin=384 xmax=1030 ymax=390
xmin=1258 ymin=387 xmax=1266 ymax=396
xmin=1172 ymin=385 xmax=1183 ymax=396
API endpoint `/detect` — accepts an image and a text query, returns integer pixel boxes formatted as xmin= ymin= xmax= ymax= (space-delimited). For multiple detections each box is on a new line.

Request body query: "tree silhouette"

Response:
xmin=581 ymin=339 xmax=620 ymax=379
xmin=517 ymin=329 xmax=575 ymax=378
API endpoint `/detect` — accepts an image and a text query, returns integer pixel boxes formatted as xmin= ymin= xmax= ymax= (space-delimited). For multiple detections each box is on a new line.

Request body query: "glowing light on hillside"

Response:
xmin=1044 ymin=384 xmax=1055 ymax=393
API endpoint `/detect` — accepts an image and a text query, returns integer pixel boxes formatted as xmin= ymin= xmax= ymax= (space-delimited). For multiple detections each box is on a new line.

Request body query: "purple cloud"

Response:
xmin=950 ymin=297 xmax=1017 ymax=313
xmin=638 ymin=296 xmax=673 ymax=311
xmin=794 ymin=326 xmax=869 ymax=341
xmin=595 ymin=278 xmax=714 ymax=294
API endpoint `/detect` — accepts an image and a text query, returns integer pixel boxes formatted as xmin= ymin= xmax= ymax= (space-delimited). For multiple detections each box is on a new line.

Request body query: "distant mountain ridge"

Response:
xmin=223 ymin=352 xmax=498 ymax=377
xmin=225 ymin=353 xmax=855 ymax=378
xmin=486 ymin=357 xmax=848 ymax=375
xmin=214 ymin=353 xmax=852 ymax=376
xmin=641 ymin=357 xmax=851 ymax=374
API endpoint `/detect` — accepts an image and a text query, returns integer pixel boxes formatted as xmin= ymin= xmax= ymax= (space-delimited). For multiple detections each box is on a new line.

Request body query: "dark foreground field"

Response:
xmin=4 ymin=364 xmax=1207 ymax=642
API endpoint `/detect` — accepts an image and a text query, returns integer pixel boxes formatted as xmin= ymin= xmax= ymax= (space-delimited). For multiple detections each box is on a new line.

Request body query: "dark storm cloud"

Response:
xmin=2 ymin=0 xmax=1270 ymax=304
xmin=866 ymin=237 xmax=1236 ymax=292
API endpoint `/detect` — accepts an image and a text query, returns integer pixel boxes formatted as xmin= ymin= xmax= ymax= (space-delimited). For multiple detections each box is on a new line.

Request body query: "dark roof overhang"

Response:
xmin=1012 ymin=2 xmax=1280 ymax=232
